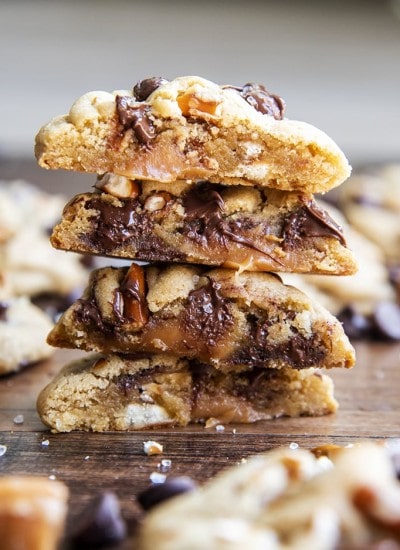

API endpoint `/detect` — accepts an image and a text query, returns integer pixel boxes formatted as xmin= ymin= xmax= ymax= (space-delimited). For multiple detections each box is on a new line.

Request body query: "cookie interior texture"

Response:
xmin=138 ymin=442 xmax=400 ymax=550
xmin=36 ymin=353 xmax=337 ymax=432
xmin=35 ymin=76 xmax=351 ymax=193
xmin=50 ymin=180 xmax=357 ymax=275
xmin=46 ymin=264 xmax=355 ymax=372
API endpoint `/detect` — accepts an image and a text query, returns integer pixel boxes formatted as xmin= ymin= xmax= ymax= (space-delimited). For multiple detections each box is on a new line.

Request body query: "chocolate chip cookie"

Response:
xmin=0 ymin=297 xmax=54 ymax=375
xmin=47 ymin=263 xmax=355 ymax=372
xmin=138 ymin=442 xmax=400 ymax=549
xmin=35 ymin=76 xmax=350 ymax=193
xmin=37 ymin=352 xmax=337 ymax=432
xmin=51 ymin=178 xmax=357 ymax=275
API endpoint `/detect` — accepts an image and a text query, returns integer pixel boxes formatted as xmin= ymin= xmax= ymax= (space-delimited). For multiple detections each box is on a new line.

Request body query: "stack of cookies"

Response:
xmin=34 ymin=76 xmax=357 ymax=431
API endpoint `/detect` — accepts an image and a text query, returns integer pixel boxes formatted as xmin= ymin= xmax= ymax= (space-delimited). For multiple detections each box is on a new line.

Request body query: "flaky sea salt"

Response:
xmin=149 ymin=472 xmax=166 ymax=484
xmin=215 ymin=424 xmax=225 ymax=433
xmin=13 ymin=414 xmax=24 ymax=425
xmin=0 ymin=444 xmax=7 ymax=457
xmin=159 ymin=459 xmax=172 ymax=472
xmin=289 ymin=442 xmax=299 ymax=450
xmin=41 ymin=439 xmax=50 ymax=446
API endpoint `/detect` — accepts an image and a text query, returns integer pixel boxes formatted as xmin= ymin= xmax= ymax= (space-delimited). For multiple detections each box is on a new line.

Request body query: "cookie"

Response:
xmin=282 ymin=201 xmax=395 ymax=316
xmin=0 ymin=476 xmax=68 ymax=550
xmin=338 ymin=163 xmax=400 ymax=263
xmin=35 ymin=76 xmax=350 ymax=194
xmin=138 ymin=442 xmax=400 ymax=549
xmin=51 ymin=178 xmax=357 ymax=275
xmin=0 ymin=296 xmax=54 ymax=375
xmin=37 ymin=353 xmax=337 ymax=432
xmin=0 ymin=179 xmax=88 ymax=298
xmin=47 ymin=263 xmax=355 ymax=372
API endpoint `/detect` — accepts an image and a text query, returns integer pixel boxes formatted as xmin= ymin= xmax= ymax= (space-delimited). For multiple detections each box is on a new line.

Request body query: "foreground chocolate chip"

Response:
xmin=133 ymin=77 xmax=168 ymax=101
xmin=70 ymin=491 xmax=127 ymax=548
xmin=372 ymin=302 xmax=400 ymax=341
xmin=0 ymin=302 xmax=9 ymax=321
xmin=137 ymin=476 xmax=197 ymax=511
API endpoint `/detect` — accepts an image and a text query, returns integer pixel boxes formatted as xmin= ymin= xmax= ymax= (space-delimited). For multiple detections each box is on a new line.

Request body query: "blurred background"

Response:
xmin=0 ymin=0 xmax=399 ymax=193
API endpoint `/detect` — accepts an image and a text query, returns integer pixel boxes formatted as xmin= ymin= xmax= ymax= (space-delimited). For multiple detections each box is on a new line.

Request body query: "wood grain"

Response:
xmin=1 ymin=343 xmax=400 ymax=548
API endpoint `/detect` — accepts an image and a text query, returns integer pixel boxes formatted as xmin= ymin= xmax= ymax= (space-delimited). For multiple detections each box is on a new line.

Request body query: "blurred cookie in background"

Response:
xmin=282 ymin=195 xmax=399 ymax=341
xmin=337 ymin=163 xmax=400 ymax=264
xmin=0 ymin=179 xmax=90 ymax=321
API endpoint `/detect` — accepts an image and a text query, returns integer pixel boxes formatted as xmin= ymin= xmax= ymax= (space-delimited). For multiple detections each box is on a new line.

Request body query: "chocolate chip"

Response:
xmin=372 ymin=302 xmax=400 ymax=341
xmin=116 ymin=97 xmax=156 ymax=146
xmin=137 ymin=476 xmax=197 ymax=511
xmin=0 ymin=302 xmax=9 ymax=322
xmin=70 ymin=492 xmax=127 ymax=548
xmin=337 ymin=306 xmax=372 ymax=340
xmin=133 ymin=77 xmax=168 ymax=101
xmin=224 ymin=83 xmax=285 ymax=119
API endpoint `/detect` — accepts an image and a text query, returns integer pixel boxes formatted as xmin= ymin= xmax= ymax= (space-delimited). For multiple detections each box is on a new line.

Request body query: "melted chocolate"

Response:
xmin=116 ymin=96 xmax=156 ymax=146
xmin=133 ymin=77 xmax=168 ymax=101
xmin=85 ymin=196 xmax=141 ymax=251
xmin=84 ymin=196 xmax=181 ymax=262
xmin=182 ymin=183 xmax=283 ymax=266
xmin=0 ymin=302 xmax=9 ymax=321
xmin=282 ymin=199 xmax=346 ymax=249
xmin=181 ymin=278 xmax=233 ymax=349
xmin=75 ymin=298 xmax=107 ymax=332
xmin=224 ymin=82 xmax=285 ymax=119
xmin=233 ymin=332 xmax=325 ymax=370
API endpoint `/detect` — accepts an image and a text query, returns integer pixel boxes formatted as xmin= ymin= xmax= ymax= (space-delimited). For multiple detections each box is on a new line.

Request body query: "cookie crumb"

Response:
xmin=144 ymin=440 xmax=163 ymax=456
xmin=205 ymin=417 xmax=220 ymax=429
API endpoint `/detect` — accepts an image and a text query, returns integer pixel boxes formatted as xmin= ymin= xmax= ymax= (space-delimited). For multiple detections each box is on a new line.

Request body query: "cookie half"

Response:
xmin=37 ymin=353 xmax=337 ymax=432
xmin=47 ymin=264 xmax=355 ymax=372
xmin=51 ymin=180 xmax=357 ymax=275
xmin=35 ymin=76 xmax=350 ymax=194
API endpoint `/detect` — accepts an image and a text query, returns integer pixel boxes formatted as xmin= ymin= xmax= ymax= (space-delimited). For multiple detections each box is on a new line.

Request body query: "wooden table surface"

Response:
xmin=1 ymin=343 xmax=400 ymax=548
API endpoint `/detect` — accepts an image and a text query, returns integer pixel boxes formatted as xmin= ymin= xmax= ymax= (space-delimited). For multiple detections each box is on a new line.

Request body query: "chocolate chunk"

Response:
xmin=372 ymin=302 xmax=400 ymax=341
xmin=133 ymin=77 xmax=168 ymax=101
xmin=0 ymin=302 xmax=9 ymax=321
xmin=224 ymin=83 xmax=285 ymax=119
xmin=137 ymin=477 xmax=197 ymax=511
xmin=283 ymin=198 xmax=346 ymax=249
xmin=182 ymin=183 xmax=283 ymax=266
xmin=234 ymin=316 xmax=325 ymax=369
xmin=70 ymin=491 xmax=127 ymax=548
xmin=85 ymin=196 xmax=145 ymax=252
xmin=116 ymin=96 xmax=156 ymax=146
xmin=182 ymin=278 xmax=233 ymax=348
xmin=337 ymin=306 xmax=372 ymax=340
